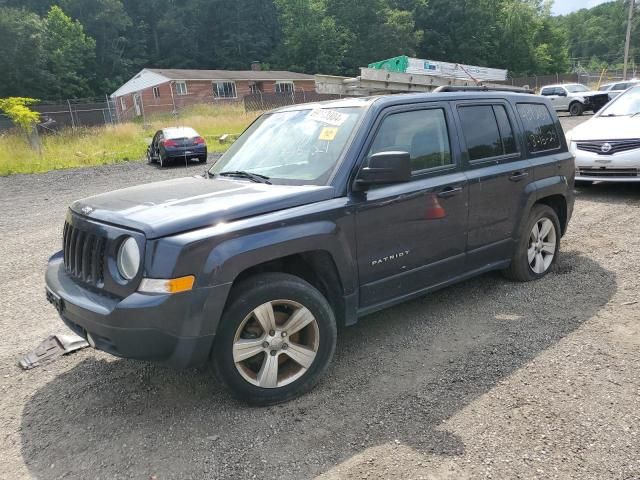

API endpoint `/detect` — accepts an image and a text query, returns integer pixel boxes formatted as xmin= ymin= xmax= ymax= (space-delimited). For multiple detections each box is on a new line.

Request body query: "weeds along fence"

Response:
xmin=122 ymin=90 xmax=343 ymax=123
xmin=1 ymin=90 xmax=342 ymax=132
xmin=0 ymin=98 xmax=117 ymax=133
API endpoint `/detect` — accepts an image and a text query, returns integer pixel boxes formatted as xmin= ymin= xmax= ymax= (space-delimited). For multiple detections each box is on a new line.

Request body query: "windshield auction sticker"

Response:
xmin=308 ymin=109 xmax=348 ymax=126
xmin=319 ymin=127 xmax=338 ymax=141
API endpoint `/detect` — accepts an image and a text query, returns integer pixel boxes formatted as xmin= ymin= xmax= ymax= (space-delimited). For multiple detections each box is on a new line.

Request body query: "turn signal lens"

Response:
xmin=138 ymin=275 xmax=195 ymax=294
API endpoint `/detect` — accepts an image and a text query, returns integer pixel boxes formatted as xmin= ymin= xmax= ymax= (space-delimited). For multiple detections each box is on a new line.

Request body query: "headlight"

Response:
xmin=569 ymin=141 xmax=577 ymax=156
xmin=116 ymin=237 xmax=140 ymax=280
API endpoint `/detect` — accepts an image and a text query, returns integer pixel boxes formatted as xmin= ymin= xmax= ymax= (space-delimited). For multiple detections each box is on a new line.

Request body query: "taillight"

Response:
xmin=194 ymin=136 xmax=206 ymax=145
xmin=162 ymin=139 xmax=178 ymax=148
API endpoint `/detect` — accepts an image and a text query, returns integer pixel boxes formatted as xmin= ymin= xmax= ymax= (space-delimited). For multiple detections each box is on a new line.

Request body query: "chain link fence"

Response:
xmin=243 ymin=91 xmax=342 ymax=111
xmin=0 ymin=97 xmax=118 ymax=133
xmin=499 ymin=72 xmax=635 ymax=91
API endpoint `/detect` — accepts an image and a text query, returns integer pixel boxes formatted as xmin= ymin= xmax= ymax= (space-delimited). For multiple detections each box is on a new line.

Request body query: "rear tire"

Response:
xmin=503 ymin=204 xmax=561 ymax=282
xmin=569 ymin=102 xmax=584 ymax=116
xmin=159 ymin=154 xmax=167 ymax=168
xmin=213 ymin=273 xmax=337 ymax=405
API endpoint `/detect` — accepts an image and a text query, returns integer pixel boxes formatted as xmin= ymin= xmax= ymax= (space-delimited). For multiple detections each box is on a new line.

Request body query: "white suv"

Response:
xmin=539 ymin=83 xmax=610 ymax=116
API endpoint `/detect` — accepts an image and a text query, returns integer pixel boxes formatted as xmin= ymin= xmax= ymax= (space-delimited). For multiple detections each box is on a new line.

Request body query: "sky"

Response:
xmin=552 ymin=0 xmax=613 ymax=16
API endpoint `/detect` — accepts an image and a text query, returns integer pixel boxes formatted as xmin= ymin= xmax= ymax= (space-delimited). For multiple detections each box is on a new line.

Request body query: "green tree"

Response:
xmin=326 ymin=0 xmax=422 ymax=74
xmin=0 ymin=8 xmax=49 ymax=98
xmin=0 ymin=97 xmax=41 ymax=151
xmin=0 ymin=97 xmax=40 ymax=131
xmin=44 ymin=6 xmax=96 ymax=99
xmin=414 ymin=0 xmax=503 ymax=67
xmin=59 ymin=0 xmax=135 ymax=93
xmin=272 ymin=0 xmax=349 ymax=73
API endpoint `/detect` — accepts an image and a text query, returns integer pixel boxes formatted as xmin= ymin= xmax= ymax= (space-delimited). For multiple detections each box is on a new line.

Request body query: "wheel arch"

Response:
xmin=536 ymin=194 xmax=568 ymax=235
xmin=221 ymin=250 xmax=353 ymax=329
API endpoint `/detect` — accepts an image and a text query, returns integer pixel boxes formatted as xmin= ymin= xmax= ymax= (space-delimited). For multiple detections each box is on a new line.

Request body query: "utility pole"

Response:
xmin=623 ymin=0 xmax=635 ymax=80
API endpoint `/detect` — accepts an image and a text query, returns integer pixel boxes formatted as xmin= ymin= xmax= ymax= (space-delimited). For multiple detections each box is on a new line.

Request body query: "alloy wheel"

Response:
xmin=232 ymin=300 xmax=320 ymax=388
xmin=528 ymin=217 xmax=557 ymax=274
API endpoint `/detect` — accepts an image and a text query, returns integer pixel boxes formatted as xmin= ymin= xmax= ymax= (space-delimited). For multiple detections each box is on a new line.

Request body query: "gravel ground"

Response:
xmin=1 ymin=116 xmax=639 ymax=479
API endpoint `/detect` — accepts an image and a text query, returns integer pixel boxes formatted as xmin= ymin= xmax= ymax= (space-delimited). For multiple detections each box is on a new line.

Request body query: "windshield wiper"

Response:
xmin=218 ymin=170 xmax=271 ymax=184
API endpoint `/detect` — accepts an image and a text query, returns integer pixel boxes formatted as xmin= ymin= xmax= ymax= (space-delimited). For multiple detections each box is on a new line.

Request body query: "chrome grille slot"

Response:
xmin=62 ymin=221 xmax=107 ymax=286
xmin=576 ymin=139 xmax=640 ymax=155
xmin=578 ymin=167 xmax=639 ymax=178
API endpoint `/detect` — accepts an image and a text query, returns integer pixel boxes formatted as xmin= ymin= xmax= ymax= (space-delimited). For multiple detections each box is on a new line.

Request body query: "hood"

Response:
xmin=570 ymin=90 xmax=606 ymax=98
xmin=567 ymin=116 xmax=640 ymax=142
xmin=71 ymin=176 xmax=335 ymax=239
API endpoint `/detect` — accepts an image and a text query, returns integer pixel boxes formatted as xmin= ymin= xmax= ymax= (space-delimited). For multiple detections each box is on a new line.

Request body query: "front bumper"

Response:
xmin=45 ymin=252 xmax=231 ymax=368
xmin=575 ymin=149 xmax=640 ymax=183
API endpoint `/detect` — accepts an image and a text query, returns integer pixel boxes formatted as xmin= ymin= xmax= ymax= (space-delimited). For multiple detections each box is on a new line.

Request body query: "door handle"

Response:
xmin=437 ymin=186 xmax=463 ymax=198
xmin=509 ymin=171 xmax=529 ymax=182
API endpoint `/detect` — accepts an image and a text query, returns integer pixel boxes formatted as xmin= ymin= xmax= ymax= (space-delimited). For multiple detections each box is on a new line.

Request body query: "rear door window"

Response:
xmin=457 ymin=105 xmax=518 ymax=161
xmin=516 ymin=103 xmax=561 ymax=153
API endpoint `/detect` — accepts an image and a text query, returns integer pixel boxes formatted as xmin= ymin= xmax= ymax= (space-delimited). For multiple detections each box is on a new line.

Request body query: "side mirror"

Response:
xmin=355 ymin=151 xmax=411 ymax=188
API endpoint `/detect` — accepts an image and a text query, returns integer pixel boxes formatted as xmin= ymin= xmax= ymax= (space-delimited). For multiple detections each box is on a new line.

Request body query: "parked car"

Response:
xmin=45 ymin=91 xmax=574 ymax=405
xmin=147 ymin=127 xmax=207 ymax=167
xmin=539 ymin=83 xmax=610 ymax=116
xmin=566 ymin=84 xmax=640 ymax=185
xmin=598 ymin=79 xmax=640 ymax=100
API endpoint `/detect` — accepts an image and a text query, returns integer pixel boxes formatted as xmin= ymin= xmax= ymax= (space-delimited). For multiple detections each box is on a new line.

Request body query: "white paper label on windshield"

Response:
xmin=307 ymin=108 xmax=348 ymax=126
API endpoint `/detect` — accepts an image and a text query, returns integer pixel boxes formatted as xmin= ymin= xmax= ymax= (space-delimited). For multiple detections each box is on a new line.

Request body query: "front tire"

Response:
xmin=503 ymin=204 xmax=561 ymax=282
xmin=213 ymin=273 xmax=337 ymax=405
xmin=569 ymin=102 xmax=584 ymax=116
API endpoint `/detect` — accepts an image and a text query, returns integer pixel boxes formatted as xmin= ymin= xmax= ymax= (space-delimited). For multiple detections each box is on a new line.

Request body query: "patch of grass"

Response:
xmin=0 ymin=105 xmax=258 ymax=176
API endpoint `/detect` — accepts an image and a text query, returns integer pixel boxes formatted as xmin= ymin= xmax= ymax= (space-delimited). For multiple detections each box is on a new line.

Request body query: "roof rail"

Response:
xmin=433 ymin=85 xmax=534 ymax=94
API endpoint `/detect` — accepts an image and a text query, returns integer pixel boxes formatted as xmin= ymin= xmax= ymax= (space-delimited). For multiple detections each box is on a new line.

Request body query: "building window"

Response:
xmin=120 ymin=97 xmax=126 ymax=110
xmin=175 ymin=81 xmax=188 ymax=96
xmin=249 ymin=82 xmax=263 ymax=94
xmin=213 ymin=81 xmax=237 ymax=99
xmin=153 ymin=86 xmax=160 ymax=98
xmin=275 ymin=81 xmax=295 ymax=93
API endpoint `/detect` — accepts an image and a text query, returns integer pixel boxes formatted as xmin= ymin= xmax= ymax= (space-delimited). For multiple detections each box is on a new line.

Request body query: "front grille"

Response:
xmin=62 ymin=221 xmax=107 ymax=286
xmin=578 ymin=167 xmax=639 ymax=178
xmin=576 ymin=139 xmax=640 ymax=155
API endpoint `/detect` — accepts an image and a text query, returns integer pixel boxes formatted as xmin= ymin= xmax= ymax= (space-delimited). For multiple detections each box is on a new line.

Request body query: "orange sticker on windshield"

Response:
xmin=319 ymin=127 xmax=338 ymax=141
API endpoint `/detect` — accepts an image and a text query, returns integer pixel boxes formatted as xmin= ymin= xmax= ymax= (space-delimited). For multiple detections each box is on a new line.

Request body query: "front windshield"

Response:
xmin=564 ymin=84 xmax=589 ymax=93
xmin=209 ymin=107 xmax=363 ymax=185
xmin=598 ymin=85 xmax=640 ymax=116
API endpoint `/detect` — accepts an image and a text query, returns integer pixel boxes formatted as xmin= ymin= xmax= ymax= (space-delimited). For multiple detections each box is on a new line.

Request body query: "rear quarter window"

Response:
xmin=516 ymin=103 xmax=561 ymax=153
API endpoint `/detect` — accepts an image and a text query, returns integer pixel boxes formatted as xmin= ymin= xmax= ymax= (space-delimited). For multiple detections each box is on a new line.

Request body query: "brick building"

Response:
xmin=111 ymin=67 xmax=317 ymax=120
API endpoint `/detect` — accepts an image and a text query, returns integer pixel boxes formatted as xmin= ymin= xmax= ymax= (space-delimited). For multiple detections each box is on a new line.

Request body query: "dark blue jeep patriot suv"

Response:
xmin=46 ymin=91 xmax=574 ymax=404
